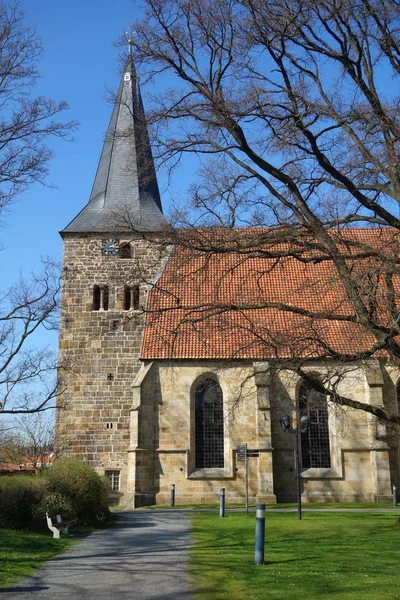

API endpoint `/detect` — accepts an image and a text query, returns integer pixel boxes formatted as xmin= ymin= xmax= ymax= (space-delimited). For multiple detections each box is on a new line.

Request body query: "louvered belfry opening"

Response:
xmin=120 ymin=243 xmax=131 ymax=259
xmin=299 ymin=382 xmax=331 ymax=469
xmin=93 ymin=285 xmax=109 ymax=311
xmin=93 ymin=285 xmax=101 ymax=311
xmin=124 ymin=285 xmax=140 ymax=310
xmin=195 ymin=378 xmax=224 ymax=469
xmin=103 ymin=286 xmax=109 ymax=311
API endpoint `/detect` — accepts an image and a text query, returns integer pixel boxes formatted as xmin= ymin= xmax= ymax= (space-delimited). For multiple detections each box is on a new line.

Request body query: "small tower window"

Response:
xmin=124 ymin=285 xmax=140 ymax=310
xmin=120 ymin=243 xmax=132 ymax=259
xmin=111 ymin=320 xmax=120 ymax=332
xmin=93 ymin=285 xmax=110 ymax=311
xmin=106 ymin=470 xmax=120 ymax=492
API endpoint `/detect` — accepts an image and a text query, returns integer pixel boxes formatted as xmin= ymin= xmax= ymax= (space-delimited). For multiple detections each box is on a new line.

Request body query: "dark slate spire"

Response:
xmin=62 ymin=51 xmax=165 ymax=233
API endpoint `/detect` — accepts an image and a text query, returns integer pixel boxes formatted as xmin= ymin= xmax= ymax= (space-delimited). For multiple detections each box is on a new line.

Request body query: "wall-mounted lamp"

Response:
xmin=280 ymin=413 xmax=311 ymax=520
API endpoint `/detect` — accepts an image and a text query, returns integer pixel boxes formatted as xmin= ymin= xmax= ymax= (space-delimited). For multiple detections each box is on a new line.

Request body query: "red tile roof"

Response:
xmin=0 ymin=462 xmax=34 ymax=473
xmin=141 ymin=228 xmax=400 ymax=360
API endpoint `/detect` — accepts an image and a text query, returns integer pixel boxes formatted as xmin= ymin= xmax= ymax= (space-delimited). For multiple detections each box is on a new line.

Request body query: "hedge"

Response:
xmin=0 ymin=458 xmax=111 ymax=529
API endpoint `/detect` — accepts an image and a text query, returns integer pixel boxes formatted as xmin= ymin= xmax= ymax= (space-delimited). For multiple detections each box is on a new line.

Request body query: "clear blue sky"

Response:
xmin=1 ymin=0 xmax=165 ymax=286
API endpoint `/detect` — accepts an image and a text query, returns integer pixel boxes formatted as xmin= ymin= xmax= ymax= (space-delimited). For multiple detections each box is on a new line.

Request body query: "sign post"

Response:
xmin=237 ymin=444 xmax=249 ymax=513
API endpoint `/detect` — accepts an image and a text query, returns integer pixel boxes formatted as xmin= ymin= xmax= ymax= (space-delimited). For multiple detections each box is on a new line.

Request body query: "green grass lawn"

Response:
xmin=189 ymin=512 xmax=400 ymax=600
xmin=0 ymin=529 xmax=77 ymax=589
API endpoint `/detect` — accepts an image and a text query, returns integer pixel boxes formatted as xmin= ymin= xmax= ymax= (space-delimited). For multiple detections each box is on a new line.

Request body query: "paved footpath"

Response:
xmin=1 ymin=511 xmax=193 ymax=600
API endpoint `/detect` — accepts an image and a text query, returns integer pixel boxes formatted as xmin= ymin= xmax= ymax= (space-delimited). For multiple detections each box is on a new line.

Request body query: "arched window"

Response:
xmin=93 ymin=285 xmax=109 ymax=311
xmin=124 ymin=285 xmax=139 ymax=310
xmin=299 ymin=382 xmax=331 ymax=469
xmin=195 ymin=378 xmax=224 ymax=469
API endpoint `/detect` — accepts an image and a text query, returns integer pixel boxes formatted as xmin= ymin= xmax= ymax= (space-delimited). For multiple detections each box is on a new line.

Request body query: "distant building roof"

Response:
xmin=142 ymin=228 xmax=397 ymax=360
xmin=62 ymin=55 xmax=165 ymax=234
xmin=0 ymin=462 xmax=34 ymax=474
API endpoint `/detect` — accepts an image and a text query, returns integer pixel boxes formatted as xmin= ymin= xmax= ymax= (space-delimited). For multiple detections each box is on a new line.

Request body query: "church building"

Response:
xmin=56 ymin=54 xmax=400 ymax=507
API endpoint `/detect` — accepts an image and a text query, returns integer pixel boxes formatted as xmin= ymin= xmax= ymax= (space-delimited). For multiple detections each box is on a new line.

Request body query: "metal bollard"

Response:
xmin=171 ymin=483 xmax=175 ymax=507
xmin=254 ymin=503 xmax=265 ymax=566
xmin=220 ymin=488 xmax=225 ymax=517
xmin=393 ymin=485 xmax=398 ymax=507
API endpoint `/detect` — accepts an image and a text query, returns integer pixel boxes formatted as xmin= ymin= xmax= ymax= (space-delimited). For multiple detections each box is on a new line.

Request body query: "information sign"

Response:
xmin=237 ymin=444 xmax=247 ymax=461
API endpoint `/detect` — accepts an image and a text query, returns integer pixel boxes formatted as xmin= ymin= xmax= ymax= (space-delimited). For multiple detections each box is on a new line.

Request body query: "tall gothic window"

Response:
xmin=195 ymin=379 xmax=224 ymax=469
xmin=93 ymin=285 xmax=109 ymax=311
xmin=299 ymin=382 xmax=331 ymax=469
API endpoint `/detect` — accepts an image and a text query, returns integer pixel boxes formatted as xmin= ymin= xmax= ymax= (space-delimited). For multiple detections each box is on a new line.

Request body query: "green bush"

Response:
xmin=43 ymin=458 xmax=111 ymax=526
xmin=0 ymin=459 xmax=111 ymax=529
xmin=33 ymin=491 xmax=75 ymax=521
xmin=0 ymin=476 xmax=43 ymax=529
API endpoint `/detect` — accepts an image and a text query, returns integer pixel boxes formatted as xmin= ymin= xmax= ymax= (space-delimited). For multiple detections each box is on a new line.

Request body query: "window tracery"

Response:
xmin=194 ymin=378 xmax=224 ymax=469
xmin=299 ymin=381 xmax=331 ymax=469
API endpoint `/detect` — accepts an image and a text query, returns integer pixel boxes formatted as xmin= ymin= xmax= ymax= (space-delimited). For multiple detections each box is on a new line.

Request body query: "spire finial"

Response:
xmin=127 ymin=37 xmax=133 ymax=57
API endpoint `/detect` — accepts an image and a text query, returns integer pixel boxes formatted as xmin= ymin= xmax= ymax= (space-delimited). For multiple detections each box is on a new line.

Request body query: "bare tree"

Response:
xmin=0 ymin=412 xmax=54 ymax=471
xmin=126 ymin=0 xmax=400 ymax=423
xmin=0 ymin=259 xmax=61 ymax=414
xmin=0 ymin=1 xmax=76 ymax=220
xmin=0 ymin=1 xmax=76 ymax=415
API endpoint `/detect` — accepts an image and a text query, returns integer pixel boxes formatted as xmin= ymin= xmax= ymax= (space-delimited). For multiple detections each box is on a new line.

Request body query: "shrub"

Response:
xmin=43 ymin=458 xmax=111 ymax=526
xmin=0 ymin=459 xmax=111 ymax=529
xmin=0 ymin=476 xmax=43 ymax=529
xmin=33 ymin=491 xmax=75 ymax=521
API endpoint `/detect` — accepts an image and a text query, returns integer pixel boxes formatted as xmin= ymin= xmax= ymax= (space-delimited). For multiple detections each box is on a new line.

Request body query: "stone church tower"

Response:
xmin=56 ymin=53 xmax=166 ymax=505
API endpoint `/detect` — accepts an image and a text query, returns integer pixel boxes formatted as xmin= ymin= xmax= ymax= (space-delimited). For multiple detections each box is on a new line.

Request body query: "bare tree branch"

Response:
xmin=124 ymin=0 xmax=400 ymax=424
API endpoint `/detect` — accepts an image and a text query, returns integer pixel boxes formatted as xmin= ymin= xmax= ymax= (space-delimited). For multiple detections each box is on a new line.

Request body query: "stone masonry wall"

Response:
xmin=141 ymin=361 xmax=276 ymax=505
xmin=270 ymin=365 xmax=394 ymax=502
xmin=148 ymin=361 xmax=395 ymax=505
xmin=56 ymin=233 xmax=165 ymax=499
